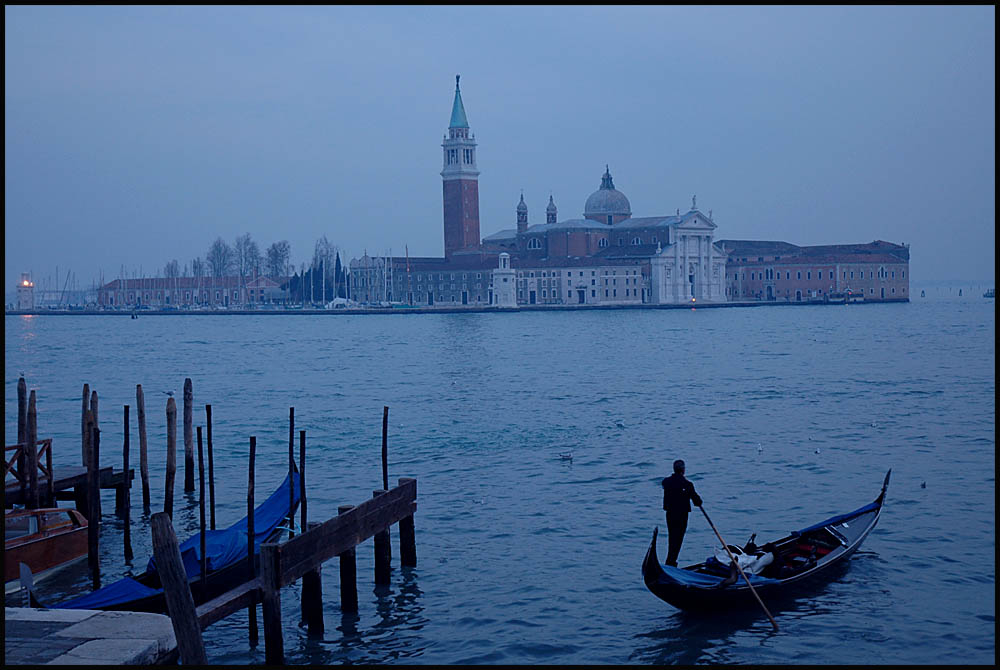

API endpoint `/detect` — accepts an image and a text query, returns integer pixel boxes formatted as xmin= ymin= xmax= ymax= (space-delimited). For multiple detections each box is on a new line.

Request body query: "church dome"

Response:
xmin=584 ymin=166 xmax=631 ymax=219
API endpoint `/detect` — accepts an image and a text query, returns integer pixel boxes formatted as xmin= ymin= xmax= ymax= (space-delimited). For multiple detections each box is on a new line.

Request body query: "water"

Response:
xmin=5 ymin=292 xmax=995 ymax=664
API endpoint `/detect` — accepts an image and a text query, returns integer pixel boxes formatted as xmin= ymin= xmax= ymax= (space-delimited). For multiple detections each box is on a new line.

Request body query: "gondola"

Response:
xmin=52 ymin=469 xmax=300 ymax=613
xmin=642 ymin=469 xmax=890 ymax=611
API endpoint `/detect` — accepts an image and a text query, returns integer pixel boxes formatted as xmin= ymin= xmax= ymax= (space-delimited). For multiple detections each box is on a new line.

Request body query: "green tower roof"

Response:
xmin=449 ymin=74 xmax=469 ymax=129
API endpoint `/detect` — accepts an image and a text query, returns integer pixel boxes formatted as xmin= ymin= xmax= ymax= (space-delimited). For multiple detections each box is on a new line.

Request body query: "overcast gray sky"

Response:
xmin=5 ymin=5 xmax=995 ymax=297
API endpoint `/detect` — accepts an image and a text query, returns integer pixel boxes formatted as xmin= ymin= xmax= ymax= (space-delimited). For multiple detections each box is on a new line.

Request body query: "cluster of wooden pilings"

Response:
xmin=145 ymin=404 xmax=418 ymax=665
xmin=9 ymin=385 xmax=420 ymax=665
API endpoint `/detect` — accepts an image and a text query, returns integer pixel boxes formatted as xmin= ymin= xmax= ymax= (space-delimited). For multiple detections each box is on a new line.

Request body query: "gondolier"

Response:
xmin=661 ymin=459 xmax=703 ymax=567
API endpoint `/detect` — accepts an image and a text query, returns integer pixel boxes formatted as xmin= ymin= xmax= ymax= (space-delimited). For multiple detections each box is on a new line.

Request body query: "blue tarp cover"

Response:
xmin=56 ymin=472 xmax=299 ymax=610
xmin=52 ymin=577 xmax=162 ymax=610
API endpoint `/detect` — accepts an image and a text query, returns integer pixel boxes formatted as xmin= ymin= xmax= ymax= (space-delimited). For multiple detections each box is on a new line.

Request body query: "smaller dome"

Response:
xmin=584 ymin=166 xmax=631 ymax=218
xmin=546 ymin=195 xmax=557 ymax=213
xmin=516 ymin=193 xmax=527 ymax=213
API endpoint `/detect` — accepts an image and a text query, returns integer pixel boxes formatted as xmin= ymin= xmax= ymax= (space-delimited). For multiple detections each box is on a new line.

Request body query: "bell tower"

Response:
xmin=441 ymin=75 xmax=481 ymax=257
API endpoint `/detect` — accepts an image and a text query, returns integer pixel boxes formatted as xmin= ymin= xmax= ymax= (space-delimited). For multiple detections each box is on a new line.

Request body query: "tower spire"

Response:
xmin=450 ymin=73 xmax=469 ymax=129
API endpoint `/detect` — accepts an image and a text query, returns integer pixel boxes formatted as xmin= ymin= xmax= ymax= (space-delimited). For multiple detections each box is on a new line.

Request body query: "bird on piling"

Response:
xmin=163 ymin=391 xmax=174 ymax=397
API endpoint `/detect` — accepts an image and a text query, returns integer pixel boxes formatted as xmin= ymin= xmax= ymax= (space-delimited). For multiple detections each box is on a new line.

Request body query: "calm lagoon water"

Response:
xmin=4 ymin=290 xmax=995 ymax=664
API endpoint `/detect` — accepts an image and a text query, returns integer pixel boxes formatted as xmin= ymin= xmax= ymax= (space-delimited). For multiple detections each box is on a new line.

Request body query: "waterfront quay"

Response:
xmin=3 ymin=607 xmax=178 ymax=665
xmin=4 ymin=296 xmax=902 ymax=317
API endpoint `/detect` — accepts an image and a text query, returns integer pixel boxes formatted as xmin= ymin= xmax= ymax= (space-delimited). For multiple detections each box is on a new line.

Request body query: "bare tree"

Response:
xmin=234 ymin=233 xmax=261 ymax=280
xmin=266 ymin=240 xmax=291 ymax=278
xmin=206 ymin=238 xmax=233 ymax=278
xmin=164 ymin=260 xmax=180 ymax=278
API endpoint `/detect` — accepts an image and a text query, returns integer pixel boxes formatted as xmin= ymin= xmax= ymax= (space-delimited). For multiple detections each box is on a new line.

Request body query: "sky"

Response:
xmin=4 ymin=5 xmax=996 ymax=298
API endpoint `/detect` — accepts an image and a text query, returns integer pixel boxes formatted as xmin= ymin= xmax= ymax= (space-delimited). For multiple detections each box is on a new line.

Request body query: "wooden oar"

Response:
xmin=699 ymin=505 xmax=779 ymax=632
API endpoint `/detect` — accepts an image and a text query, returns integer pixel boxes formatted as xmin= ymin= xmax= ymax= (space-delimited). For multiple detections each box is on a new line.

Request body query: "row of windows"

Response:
xmin=733 ymin=268 xmax=906 ymax=281
xmin=445 ymin=148 xmax=475 ymax=165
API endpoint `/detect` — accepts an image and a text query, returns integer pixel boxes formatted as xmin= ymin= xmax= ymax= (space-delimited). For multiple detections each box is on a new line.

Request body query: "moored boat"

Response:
xmin=53 ymin=469 xmax=299 ymax=612
xmin=641 ymin=469 xmax=890 ymax=611
xmin=5 ymin=508 xmax=88 ymax=593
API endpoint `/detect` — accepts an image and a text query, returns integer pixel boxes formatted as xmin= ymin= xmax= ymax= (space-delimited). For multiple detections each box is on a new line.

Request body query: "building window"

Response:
xmin=528 ymin=238 xmax=542 ymax=250
xmin=651 ymin=236 xmax=657 ymax=244
xmin=608 ymin=215 xmax=613 ymax=225
xmin=797 ymin=272 xmax=801 ymax=280
xmin=807 ymin=271 xmax=811 ymax=280
xmin=599 ymin=238 xmax=609 ymax=248
xmin=618 ymin=238 xmax=624 ymax=246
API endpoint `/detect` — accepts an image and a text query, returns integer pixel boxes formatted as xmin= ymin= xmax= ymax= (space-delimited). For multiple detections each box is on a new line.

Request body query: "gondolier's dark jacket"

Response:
xmin=662 ymin=473 xmax=702 ymax=514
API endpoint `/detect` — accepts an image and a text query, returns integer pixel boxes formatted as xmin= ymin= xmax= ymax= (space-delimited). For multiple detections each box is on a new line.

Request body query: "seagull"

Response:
xmin=870 ymin=421 xmax=878 ymax=428
xmin=615 ymin=420 xmax=625 ymax=429
xmin=757 ymin=443 xmax=763 ymax=454
xmin=163 ymin=391 xmax=174 ymax=397
xmin=814 ymin=447 xmax=821 ymax=454
xmin=559 ymin=452 xmax=573 ymax=461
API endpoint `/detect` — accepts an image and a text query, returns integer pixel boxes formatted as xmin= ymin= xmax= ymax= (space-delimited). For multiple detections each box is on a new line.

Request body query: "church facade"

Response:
xmin=348 ymin=77 xmax=907 ymax=307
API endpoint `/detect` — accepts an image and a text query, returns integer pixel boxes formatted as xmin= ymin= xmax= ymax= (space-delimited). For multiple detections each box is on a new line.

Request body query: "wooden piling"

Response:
xmin=337 ymin=505 xmax=358 ymax=613
xmin=398 ymin=478 xmax=417 ymax=567
xmin=17 ymin=377 xmax=27 ymax=502
xmin=81 ymin=383 xmax=90 ymax=467
xmin=90 ymin=390 xmax=99 ymax=433
xmin=288 ymin=407 xmax=295 ymax=535
xmin=123 ymin=405 xmax=133 ymax=562
xmin=26 ymin=391 xmax=39 ymax=509
xmin=165 ymin=397 xmax=177 ymax=519
xmin=86 ymin=418 xmax=100 ymax=590
xmin=248 ymin=436 xmax=258 ymax=646
xmin=137 ymin=384 xmax=151 ymax=513
xmin=381 ymin=406 xmax=389 ymax=491
xmin=301 ymin=521 xmax=324 ymax=636
xmin=197 ymin=426 xmax=207 ymax=602
xmin=75 ymin=396 xmax=92 ymax=514
xmin=382 ymin=406 xmax=391 ymax=560
xmin=91 ymin=390 xmax=101 ymax=518
xmin=299 ymin=430 xmax=307 ymax=530
xmin=260 ymin=542 xmax=284 ymax=665
xmin=150 ymin=512 xmax=207 ymax=665
xmin=206 ymin=405 xmax=216 ymax=530
xmin=183 ymin=378 xmax=194 ymax=493
xmin=45 ymin=430 xmax=55 ymax=507
xmin=372 ymin=491 xmax=391 ymax=585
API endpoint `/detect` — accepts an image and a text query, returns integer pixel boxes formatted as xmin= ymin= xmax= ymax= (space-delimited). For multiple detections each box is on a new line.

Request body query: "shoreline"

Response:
xmin=5 ymin=298 xmax=908 ymax=316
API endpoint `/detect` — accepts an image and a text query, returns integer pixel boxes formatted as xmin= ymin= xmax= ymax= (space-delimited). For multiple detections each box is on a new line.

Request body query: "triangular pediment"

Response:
xmin=675 ymin=212 xmax=717 ymax=231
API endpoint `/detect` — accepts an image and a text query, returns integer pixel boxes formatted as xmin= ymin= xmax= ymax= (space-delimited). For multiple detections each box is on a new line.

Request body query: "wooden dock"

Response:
xmin=152 ymin=476 xmax=418 ymax=665
xmin=5 ymin=464 xmax=134 ymax=514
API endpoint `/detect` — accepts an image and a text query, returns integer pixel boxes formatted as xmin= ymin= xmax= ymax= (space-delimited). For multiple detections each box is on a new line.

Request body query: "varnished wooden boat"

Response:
xmin=642 ymin=470 xmax=890 ymax=611
xmin=5 ymin=508 xmax=88 ymax=592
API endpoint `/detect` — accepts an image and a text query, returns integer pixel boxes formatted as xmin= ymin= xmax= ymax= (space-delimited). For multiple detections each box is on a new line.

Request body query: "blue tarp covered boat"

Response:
xmin=641 ymin=470 xmax=890 ymax=611
xmin=55 ymin=470 xmax=300 ymax=612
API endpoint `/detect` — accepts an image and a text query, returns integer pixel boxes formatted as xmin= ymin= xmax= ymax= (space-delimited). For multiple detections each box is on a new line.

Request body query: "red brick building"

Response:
xmin=721 ymin=240 xmax=910 ymax=302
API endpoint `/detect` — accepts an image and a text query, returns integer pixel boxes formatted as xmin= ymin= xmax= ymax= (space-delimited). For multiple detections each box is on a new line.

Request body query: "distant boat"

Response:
xmin=641 ymin=469 xmax=890 ymax=612
xmin=5 ymin=508 xmax=88 ymax=593
xmin=984 ymin=289 xmax=995 ymax=298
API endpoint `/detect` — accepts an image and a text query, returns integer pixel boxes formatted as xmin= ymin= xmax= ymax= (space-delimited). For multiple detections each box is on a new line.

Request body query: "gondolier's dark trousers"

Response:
xmin=665 ymin=511 xmax=689 ymax=567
